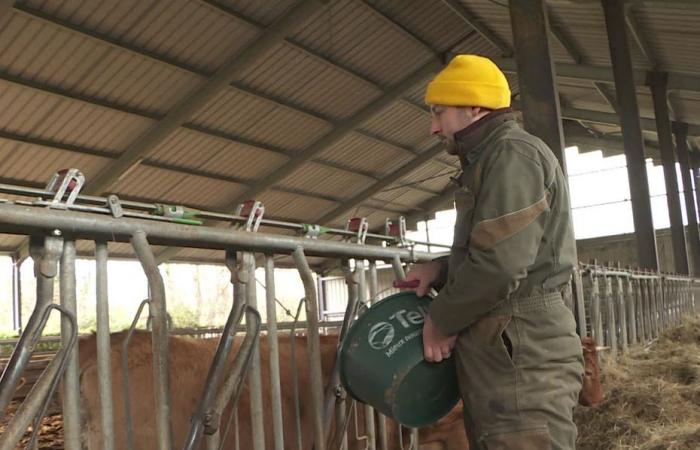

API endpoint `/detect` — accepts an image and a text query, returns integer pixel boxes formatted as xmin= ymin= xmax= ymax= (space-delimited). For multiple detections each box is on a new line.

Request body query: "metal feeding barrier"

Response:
xmin=0 ymin=168 xmax=697 ymax=450
xmin=0 ymin=168 xmax=441 ymax=450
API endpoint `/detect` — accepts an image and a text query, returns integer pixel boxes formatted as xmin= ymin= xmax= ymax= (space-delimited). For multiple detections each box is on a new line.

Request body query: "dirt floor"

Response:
xmin=0 ymin=399 xmax=63 ymax=450
xmin=575 ymin=317 xmax=700 ymax=450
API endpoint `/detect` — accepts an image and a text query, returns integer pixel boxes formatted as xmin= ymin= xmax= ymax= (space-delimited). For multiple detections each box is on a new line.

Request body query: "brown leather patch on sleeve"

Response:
xmin=470 ymin=194 xmax=549 ymax=251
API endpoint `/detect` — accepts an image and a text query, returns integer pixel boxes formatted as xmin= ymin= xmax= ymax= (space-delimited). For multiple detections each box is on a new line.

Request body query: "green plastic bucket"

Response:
xmin=339 ymin=291 xmax=459 ymax=428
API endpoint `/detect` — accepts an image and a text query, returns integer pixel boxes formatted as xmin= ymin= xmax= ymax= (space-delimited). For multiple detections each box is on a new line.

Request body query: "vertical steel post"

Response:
xmin=369 ymin=261 xmax=388 ymax=450
xmin=244 ymin=253 xmax=266 ymax=450
xmin=648 ymin=71 xmax=689 ymax=274
xmin=131 ymin=231 xmax=172 ymax=450
xmin=292 ymin=247 xmax=326 ymax=450
xmin=616 ymin=269 xmax=627 ymax=352
xmin=590 ymin=268 xmax=603 ymax=344
xmin=604 ymin=274 xmax=617 ymax=357
xmin=602 ymin=0 xmax=659 ymax=270
xmin=265 ymin=255 xmax=285 ymax=450
xmin=508 ymin=0 xmax=567 ymax=170
xmin=356 ymin=260 xmax=376 ymax=450
xmin=626 ymin=272 xmax=637 ymax=345
xmin=60 ymin=240 xmax=81 ymax=450
xmin=95 ymin=241 xmax=115 ymax=450
xmin=673 ymin=122 xmax=700 ymax=276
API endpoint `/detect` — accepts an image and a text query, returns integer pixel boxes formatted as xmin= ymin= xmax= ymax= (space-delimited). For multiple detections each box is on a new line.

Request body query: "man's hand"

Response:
xmin=404 ymin=260 xmax=443 ymax=297
xmin=422 ymin=314 xmax=457 ymax=363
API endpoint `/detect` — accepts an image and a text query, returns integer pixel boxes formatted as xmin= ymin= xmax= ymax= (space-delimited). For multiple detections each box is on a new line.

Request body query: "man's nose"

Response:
xmin=430 ymin=119 xmax=441 ymax=136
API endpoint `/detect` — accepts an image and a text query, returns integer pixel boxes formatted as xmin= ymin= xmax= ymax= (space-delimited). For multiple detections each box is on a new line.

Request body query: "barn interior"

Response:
xmin=1 ymin=0 xmax=700 ymax=449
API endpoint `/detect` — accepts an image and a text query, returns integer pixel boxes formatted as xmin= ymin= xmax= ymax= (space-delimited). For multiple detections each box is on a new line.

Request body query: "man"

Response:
xmin=405 ymin=55 xmax=583 ymax=450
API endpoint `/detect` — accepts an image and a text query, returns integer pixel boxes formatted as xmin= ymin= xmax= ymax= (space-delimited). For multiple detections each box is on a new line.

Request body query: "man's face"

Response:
xmin=430 ymin=105 xmax=480 ymax=154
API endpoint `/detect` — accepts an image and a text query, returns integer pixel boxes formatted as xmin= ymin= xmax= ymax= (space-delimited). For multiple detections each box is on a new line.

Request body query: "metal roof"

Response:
xmin=0 ymin=0 xmax=699 ymax=266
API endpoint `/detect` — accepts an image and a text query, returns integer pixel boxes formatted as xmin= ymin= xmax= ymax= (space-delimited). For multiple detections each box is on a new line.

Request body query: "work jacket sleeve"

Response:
xmin=428 ymin=142 xmax=551 ymax=335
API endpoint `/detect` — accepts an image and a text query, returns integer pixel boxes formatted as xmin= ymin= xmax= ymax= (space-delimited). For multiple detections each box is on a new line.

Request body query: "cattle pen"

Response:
xmin=1 ymin=0 xmax=700 ymax=449
xmin=0 ymin=176 xmax=699 ymax=450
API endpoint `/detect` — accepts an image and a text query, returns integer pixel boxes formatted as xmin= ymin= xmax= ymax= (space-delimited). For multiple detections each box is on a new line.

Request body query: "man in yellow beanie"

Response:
xmin=405 ymin=55 xmax=583 ymax=450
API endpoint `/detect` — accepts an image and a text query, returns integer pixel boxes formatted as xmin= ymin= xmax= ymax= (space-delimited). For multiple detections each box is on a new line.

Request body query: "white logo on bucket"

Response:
xmin=367 ymin=306 xmax=428 ymax=353
xmin=368 ymin=322 xmax=395 ymax=350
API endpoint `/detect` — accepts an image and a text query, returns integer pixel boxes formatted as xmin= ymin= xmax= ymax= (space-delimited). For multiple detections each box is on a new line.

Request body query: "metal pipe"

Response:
xmin=589 ymin=269 xmax=602 ymax=344
xmin=616 ymin=273 xmax=628 ymax=351
xmin=639 ymin=278 xmax=648 ymax=343
xmin=11 ymin=255 xmax=21 ymax=332
xmin=0 ymin=183 xmax=449 ymax=248
xmin=604 ymin=275 xmax=617 ymax=357
xmin=244 ymin=253 xmax=266 ymax=450
xmin=212 ymin=307 xmax=261 ymax=449
xmin=626 ymin=274 xmax=637 ymax=345
xmin=265 ymin=255 xmax=285 ymax=450
xmin=292 ymin=247 xmax=326 ymax=450
xmin=0 ymin=304 xmax=77 ymax=450
xmin=131 ymin=231 xmax=173 ymax=450
xmin=327 ymin=261 xmax=358 ymax=450
xmin=0 ymin=203 xmax=439 ymax=262
xmin=122 ymin=299 xmax=151 ymax=450
xmin=356 ymin=260 xmax=376 ymax=450
xmin=0 ymin=235 xmax=62 ymax=419
xmin=572 ymin=267 xmax=587 ymax=337
xmin=95 ymin=241 xmax=115 ymax=450
xmin=182 ymin=250 xmax=247 ymax=450
xmin=368 ymin=261 xmax=388 ymax=450
xmin=649 ymin=277 xmax=658 ymax=338
xmin=60 ymin=240 xmax=81 ymax=450
xmin=392 ymin=255 xmax=406 ymax=280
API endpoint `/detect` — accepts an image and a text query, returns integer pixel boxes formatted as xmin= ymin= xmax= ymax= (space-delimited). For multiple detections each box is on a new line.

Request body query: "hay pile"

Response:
xmin=575 ymin=317 xmax=700 ymax=450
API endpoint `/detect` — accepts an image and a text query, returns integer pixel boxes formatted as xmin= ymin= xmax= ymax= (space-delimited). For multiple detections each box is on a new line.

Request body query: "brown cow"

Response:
xmin=77 ymin=331 xmax=467 ymax=450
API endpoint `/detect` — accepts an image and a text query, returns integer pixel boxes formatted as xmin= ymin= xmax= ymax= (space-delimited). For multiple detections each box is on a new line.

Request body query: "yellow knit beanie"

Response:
xmin=425 ymin=55 xmax=511 ymax=109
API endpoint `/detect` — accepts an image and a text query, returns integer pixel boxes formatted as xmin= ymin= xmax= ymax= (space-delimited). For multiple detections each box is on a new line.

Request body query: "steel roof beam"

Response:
xmin=221 ymin=58 xmax=443 ymax=211
xmin=79 ymin=0 xmax=325 ymax=195
xmin=441 ymin=0 xmax=514 ymax=56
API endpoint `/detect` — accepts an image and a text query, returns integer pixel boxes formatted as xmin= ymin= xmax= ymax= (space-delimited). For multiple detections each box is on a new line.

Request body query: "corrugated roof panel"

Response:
xmin=364 ymin=0 xmax=472 ymax=52
xmin=207 ymin=0 xmax=299 ymax=27
xmin=634 ymin=4 xmax=700 ymax=74
xmin=191 ymin=88 xmax=333 ymax=152
xmin=0 ymin=12 xmax=202 ymax=115
xmin=20 ymin=0 xmax=260 ymax=74
xmin=257 ymin=190 xmax=337 ymax=222
xmin=147 ymin=128 xmax=289 ymax=181
xmin=548 ymin=1 xmax=648 ymax=68
xmin=318 ymin=133 xmax=415 ymax=176
xmin=111 ymin=165 xmax=245 ymax=211
xmin=291 ymin=0 xmax=435 ymax=87
xmin=0 ymin=82 xmax=154 ymax=154
xmin=235 ymin=43 xmax=383 ymax=121
xmin=0 ymin=138 xmax=111 ymax=183
xmin=278 ymin=162 xmax=374 ymax=200
xmin=359 ymin=101 xmax=431 ymax=148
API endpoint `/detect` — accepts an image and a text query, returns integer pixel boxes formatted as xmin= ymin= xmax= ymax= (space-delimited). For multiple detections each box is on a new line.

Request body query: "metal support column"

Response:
xmin=265 ymin=255 xmax=284 ymax=450
xmin=602 ymin=0 xmax=658 ymax=270
xmin=674 ymin=122 xmax=700 ymax=276
xmin=509 ymin=0 xmax=567 ymax=171
xmin=95 ymin=242 xmax=114 ymax=450
xmin=649 ymin=71 xmax=689 ymax=274
xmin=691 ymin=150 xmax=700 ymax=222
xmin=60 ymin=240 xmax=81 ymax=450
